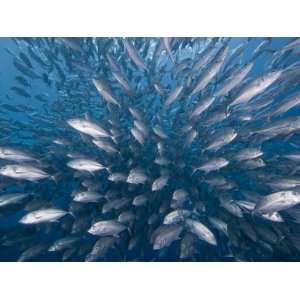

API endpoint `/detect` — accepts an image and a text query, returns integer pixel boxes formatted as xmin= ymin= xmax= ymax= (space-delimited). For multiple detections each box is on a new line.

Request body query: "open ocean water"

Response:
xmin=1 ymin=37 xmax=300 ymax=262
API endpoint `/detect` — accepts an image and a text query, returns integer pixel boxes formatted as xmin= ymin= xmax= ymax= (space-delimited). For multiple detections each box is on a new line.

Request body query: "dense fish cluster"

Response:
xmin=1 ymin=37 xmax=300 ymax=261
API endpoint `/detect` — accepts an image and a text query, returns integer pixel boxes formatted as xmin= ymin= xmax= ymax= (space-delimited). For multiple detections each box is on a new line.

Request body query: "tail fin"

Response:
xmin=50 ymin=173 xmax=62 ymax=184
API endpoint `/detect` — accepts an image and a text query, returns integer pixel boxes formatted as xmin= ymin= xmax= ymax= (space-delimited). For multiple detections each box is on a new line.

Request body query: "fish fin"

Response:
xmin=84 ymin=112 xmax=91 ymax=121
xmin=69 ymin=212 xmax=76 ymax=219
xmin=105 ymin=167 xmax=112 ymax=174
xmin=50 ymin=173 xmax=61 ymax=184
xmin=127 ymin=227 xmax=133 ymax=237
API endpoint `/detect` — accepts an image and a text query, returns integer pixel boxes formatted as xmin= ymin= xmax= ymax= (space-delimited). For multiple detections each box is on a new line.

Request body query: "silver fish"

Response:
xmin=133 ymin=194 xmax=148 ymax=207
xmin=131 ymin=127 xmax=145 ymax=145
xmin=67 ymin=118 xmax=110 ymax=138
xmin=208 ymin=217 xmax=228 ymax=236
xmin=112 ymin=71 xmax=133 ymax=94
xmin=19 ymin=208 xmax=67 ymax=224
xmin=153 ymin=125 xmax=168 ymax=139
xmin=255 ymin=191 xmax=300 ymax=214
xmin=229 ymin=70 xmax=282 ymax=108
xmin=73 ymin=191 xmax=102 ymax=203
xmin=0 ymin=193 xmax=29 ymax=207
xmin=67 ymin=159 xmax=106 ymax=172
xmin=234 ymin=148 xmax=263 ymax=161
xmin=0 ymin=164 xmax=51 ymax=182
xmin=205 ymin=128 xmax=237 ymax=152
xmin=215 ymin=63 xmax=253 ymax=97
xmin=123 ymin=39 xmax=148 ymax=71
xmin=152 ymin=175 xmax=169 ymax=191
xmin=164 ymin=85 xmax=184 ymax=107
xmin=163 ymin=209 xmax=191 ymax=225
xmin=127 ymin=168 xmax=148 ymax=184
xmin=190 ymin=46 xmax=228 ymax=96
xmin=85 ymin=237 xmax=116 ymax=262
xmin=185 ymin=219 xmax=217 ymax=246
xmin=195 ymin=158 xmax=229 ymax=173
xmin=189 ymin=96 xmax=216 ymax=120
xmin=272 ymin=92 xmax=300 ymax=116
xmin=108 ymin=172 xmax=127 ymax=183
xmin=17 ymin=244 xmax=47 ymax=262
xmin=0 ymin=147 xmax=37 ymax=162
xmin=92 ymin=79 xmax=120 ymax=106
xmin=92 ymin=139 xmax=118 ymax=154
xmin=153 ymin=224 xmax=183 ymax=250
xmin=88 ymin=220 xmax=127 ymax=237
xmin=49 ymin=237 xmax=80 ymax=252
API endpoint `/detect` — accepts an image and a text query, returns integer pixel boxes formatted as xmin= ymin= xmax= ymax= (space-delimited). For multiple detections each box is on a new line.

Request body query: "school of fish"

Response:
xmin=1 ymin=37 xmax=300 ymax=261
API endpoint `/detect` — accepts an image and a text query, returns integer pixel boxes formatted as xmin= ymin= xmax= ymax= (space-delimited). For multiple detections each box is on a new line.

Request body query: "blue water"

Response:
xmin=1 ymin=37 xmax=300 ymax=261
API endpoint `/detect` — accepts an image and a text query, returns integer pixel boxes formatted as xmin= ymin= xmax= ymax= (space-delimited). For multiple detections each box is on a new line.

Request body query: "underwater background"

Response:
xmin=1 ymin=37 xmax=300 ymax=261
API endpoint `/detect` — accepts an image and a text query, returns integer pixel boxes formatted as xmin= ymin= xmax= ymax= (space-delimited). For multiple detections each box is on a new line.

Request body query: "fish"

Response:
xmin=49 ymin=236 xmax=80 ymax=252
xmin=284 ymin=153 xmax=300 ymax=162
xmin=153 ymin=126 xmax=168 ymax=139
xmin=112 ymin=71 xmax=133 ymax=95
xmin=171 ymin=189 xmax=189 ymax=208
xmin=205 ymin=128 xmax=237 ymax=152
xmin=17 ymin=244 xmax=47 ymax=262
xmin=164 ymin=85 xmax=184 ymax=107
xmin=85 ymin=237 xmax=116 ymax=261
xmin=67 ymin=118 xmax=111 ymax=138
xmin=67 ymin=159 xmax=106 ymax=172
xmin=195 ymin=158 xmax=229 ymax=174
xmin=0 ymin=147 xmax=37 ymax=162
xmin=220 ymin=200 xmax=243 ymax=218
xmin=229 ymin=70 xmax=282 ymax=108
xmin=92 ymin=79 xmax=121 ymax=107
xmin=127 ymin=168 xmax=148 ymax=184
xmin=234 ymin=148 xmax=263 ymax=161
xmin=108 ymin=172 xmax=127 ymax=183
xmin=255 ymin=191 xmax=300 ymax=214
xmin=185 ymin=219 xmax=217 ymax=246
xmin=102 ymin=197 xmax=130 ymax=214
xmin=152 ymin=175 xmax=169 ymax=191
xmin=0 ymin=164 xmax=51 ymax=182
xmin=0 ymin=193 xmax=29 ymax=208
xmin=272 ymin=92 xmax=300 ymax=116
xmin=118 ymin=210 xmax=135 ymax=224
xmin=73 ymin=191 xmax=102 ymax=203
xmin=280 ymin=38 xmax=300 ymax=53
xmin=19 ymin=208 xmax=68 ymax=224
xmin=215 ymin=63 xmax=253 ymax=97
xmin=208 ymin=217 xmax=228 ymax=236
xmin=189 ymin=46 xmax=229 ymax=96
xmin=152 ymin=224 xmax=183 ymax=250
xmin=266 ymin=178 xmax=300 ymax=190
xmin=92 ymin=139 xmax=118 ymax=154
xmin=163 ymin=209 xmax=191 ymax=225
xmin=133 ymin=194 xmax=148 ymax=207
xmin=162 ymin=37 xmax=175 ymax=64
xmin=261 ymin=212 xmax=284 ymax=223
xmin=123 ymin=39 xmax=148 ymax=71
xmin=131 ymin=127 xmax=145 ymax=145
xmin=88 ymin=220 xmax=127 ymax=237
xmin=59 ymin=38 xmax=83 ymax=53
xmin=179 ymin=233 xmax=197 ymax=260
xmin=189 ymin=96 xmax=216 ymax=120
